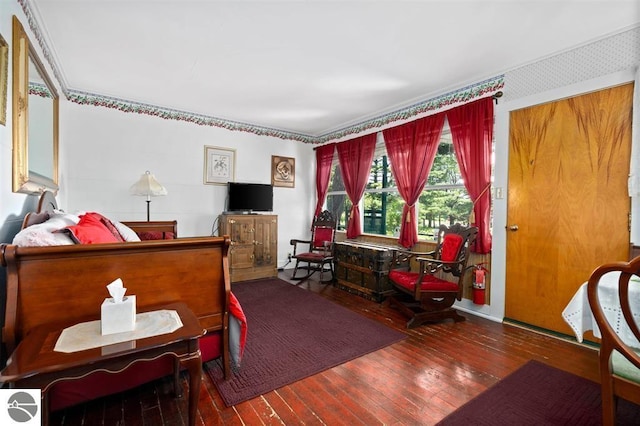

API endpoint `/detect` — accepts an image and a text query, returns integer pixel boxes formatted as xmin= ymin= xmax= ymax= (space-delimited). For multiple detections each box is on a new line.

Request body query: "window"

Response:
xmin=325 ymin=126 xmax=472 ymax=240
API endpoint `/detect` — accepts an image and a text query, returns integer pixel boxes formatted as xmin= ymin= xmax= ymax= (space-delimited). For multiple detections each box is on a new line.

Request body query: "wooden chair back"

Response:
xmin=587 ymin=256 xmax=640 ymax=426
xmin=310 ymin=210 xmax=337 ymax=252
xmin=432 ymin=223 xmax=477 ymax=280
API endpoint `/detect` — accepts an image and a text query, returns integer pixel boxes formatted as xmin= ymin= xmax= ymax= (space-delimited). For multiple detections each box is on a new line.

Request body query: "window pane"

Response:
xmin=367 ymin=155 xmax=394 ymax=190
xmin=326 ymin=194 xmax=351 ymax=231
xmin=417 ymin=188 xmax=471 ymax=239
xmin=428 ymin=138 xmax=463 ymax=186
xmin=328 ymin=162 xmax=345 ymax=191
xmin=363 ymin=191 xmax=403 ymax=236
xmin=324 ymin=128 xmax=482 ymax=242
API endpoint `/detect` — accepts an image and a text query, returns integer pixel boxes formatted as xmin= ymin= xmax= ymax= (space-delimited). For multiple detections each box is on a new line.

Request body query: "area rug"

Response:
xmin=206 ymin=278 xmax=406 ymax=406
xmin=437 ymin=360 xmax=640 ymax=425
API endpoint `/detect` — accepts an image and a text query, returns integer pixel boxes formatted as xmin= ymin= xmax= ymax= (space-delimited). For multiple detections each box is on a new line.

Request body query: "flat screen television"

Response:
xmin=226 ymin=182 xmax=273 ymax=213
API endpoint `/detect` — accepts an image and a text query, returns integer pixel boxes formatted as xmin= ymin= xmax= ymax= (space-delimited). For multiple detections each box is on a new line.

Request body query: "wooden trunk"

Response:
xmin=334 ymin=241 xmax=406 ymax=302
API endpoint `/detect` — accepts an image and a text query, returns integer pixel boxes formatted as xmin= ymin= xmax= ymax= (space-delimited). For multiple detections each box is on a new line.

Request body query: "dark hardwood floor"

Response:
xmin=50 ymin=271 xmax=599 ymax=425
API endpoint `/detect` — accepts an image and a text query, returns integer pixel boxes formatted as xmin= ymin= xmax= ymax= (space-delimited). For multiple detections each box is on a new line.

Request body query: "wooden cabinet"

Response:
xmin=219 ymin=214 xmax=278 ymax=282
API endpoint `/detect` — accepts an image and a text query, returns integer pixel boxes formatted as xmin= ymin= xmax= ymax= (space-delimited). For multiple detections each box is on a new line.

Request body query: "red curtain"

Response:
xmin=383 ymin=112 xmax=446 ymax=248
xmin=313 ymin=143 xmax=336 ymax=219
xmin=447 ymin=97 xmax=494 ymax=254
xmin=336 ymin=133 xmax=377 ymax=238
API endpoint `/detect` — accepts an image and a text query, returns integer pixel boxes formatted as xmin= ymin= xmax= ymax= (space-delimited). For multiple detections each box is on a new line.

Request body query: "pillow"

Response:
xmin=87 ymin=213 xmax=126 ymax=242
xmin=62 ymin=213 xmax=121 ymax=244
xmin=12 ymin=213 xmax=79 ymax=247
xmin=113 ymin=221 xmax=142 ymax=242
xmin=138 ymin=231 xmax=175 ymax=241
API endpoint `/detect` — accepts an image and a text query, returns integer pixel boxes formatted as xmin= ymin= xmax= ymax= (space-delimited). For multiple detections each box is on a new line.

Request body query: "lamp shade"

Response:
xmin=130 ymin=171 xmax=168 ymax=198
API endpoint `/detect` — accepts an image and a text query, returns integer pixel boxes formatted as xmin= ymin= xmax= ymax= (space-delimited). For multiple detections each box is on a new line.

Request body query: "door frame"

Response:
xmin=472 ymin=69 xmax=638 ymax=323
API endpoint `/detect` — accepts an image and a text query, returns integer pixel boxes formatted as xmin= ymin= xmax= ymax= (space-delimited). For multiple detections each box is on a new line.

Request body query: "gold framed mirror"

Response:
xmin=12 ymin=15 xmax=59 ymax=194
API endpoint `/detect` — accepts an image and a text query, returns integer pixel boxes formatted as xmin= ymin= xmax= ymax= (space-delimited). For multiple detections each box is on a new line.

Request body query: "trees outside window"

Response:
xmin=326 ymin=128 xmax=473 ymax=241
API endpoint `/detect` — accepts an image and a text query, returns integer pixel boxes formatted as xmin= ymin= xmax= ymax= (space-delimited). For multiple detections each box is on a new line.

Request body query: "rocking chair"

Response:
xmin=387 ymin=223 xmax=478 ymax=328
xmin=289 ymin=210 xmax=337 ymax=282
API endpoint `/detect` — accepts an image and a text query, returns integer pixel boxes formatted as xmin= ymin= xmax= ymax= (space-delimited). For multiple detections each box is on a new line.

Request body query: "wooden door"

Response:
xmin=505 ymin=83 xmax=633 ymax=335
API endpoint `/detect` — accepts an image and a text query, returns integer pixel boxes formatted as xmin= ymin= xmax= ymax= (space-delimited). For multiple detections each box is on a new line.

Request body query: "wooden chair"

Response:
xmin=387 ymin=223 xmax=478 ymax=328
xmin=587 ymin=256 xmax=640 ymax=426
xmin=289 ymin=210 xmax=337 ymax=282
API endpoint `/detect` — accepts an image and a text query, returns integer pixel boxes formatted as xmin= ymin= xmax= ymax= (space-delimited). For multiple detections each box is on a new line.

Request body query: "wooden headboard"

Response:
xmin=121 ymin=221 xmax=178 ymax=239
xmin=21 ymin=190 xmax=58 ymax=229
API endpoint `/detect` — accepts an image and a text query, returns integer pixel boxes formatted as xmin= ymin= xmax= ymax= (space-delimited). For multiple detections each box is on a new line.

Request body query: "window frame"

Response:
xmin=325 ymin=123 xmax=475 ymax=241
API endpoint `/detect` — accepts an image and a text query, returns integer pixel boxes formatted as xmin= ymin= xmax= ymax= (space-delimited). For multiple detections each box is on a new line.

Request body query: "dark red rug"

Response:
xmin=205 ymin=278 xmax=406 ymax=406
xmin=437 ymin=360 xmax=640 ymax=425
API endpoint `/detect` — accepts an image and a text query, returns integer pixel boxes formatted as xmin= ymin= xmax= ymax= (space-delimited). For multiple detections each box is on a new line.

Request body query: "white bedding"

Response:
xmin=12 ymin=212 xmax=141 ymax=246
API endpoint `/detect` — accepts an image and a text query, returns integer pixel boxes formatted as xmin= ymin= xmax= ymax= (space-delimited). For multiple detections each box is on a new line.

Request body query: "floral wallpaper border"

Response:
xmin=19 ymin=0 xmax=503 ymax=144
xmin=29 ymin=82 xmax=52 ymax=98
xmin=319 ymin=76 xmax=504 ymax=143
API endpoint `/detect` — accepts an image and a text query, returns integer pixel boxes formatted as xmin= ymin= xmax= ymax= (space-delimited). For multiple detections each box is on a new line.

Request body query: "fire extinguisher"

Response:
xmin=472 ymin=263 xmax=488 ymax=305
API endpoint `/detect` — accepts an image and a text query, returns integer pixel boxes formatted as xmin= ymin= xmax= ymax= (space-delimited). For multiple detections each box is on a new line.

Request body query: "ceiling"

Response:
xmin=27 ymin=0 xmax=640 ymax=141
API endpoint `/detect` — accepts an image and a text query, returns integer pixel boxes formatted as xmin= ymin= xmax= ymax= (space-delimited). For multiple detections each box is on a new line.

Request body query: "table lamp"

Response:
xmin=129 ymin=171 xmax=168 ymax=221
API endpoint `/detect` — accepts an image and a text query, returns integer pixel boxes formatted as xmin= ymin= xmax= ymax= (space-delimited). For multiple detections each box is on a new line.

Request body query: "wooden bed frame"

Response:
xmin=121 ymin=220 xmax=178 ymax=238
xmin=1 ymin=191 xmax=232 ymax=410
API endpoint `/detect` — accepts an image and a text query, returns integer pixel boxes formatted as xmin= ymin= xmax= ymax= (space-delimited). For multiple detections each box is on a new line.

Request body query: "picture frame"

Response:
xmin=0 ymin=33 xmax=7 ymax=126
xmin=204 ymin=145 xmax=235 ymax=185
xmin=271 ymin=155 xmax=295 ymax=188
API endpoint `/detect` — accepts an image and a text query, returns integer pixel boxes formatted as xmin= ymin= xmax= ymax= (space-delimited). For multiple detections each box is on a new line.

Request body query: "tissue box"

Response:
xmin=101 ymin=295 xmax=136 ymax=335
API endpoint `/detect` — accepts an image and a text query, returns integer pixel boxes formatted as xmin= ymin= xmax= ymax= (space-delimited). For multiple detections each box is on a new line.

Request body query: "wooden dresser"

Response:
xmin=218 ymin=214 xmax=278 ymax=282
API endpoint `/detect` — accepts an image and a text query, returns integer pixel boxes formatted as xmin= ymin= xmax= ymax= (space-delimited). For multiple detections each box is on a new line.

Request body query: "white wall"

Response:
xmin=60 ymin=100 xmax=316 ymax=267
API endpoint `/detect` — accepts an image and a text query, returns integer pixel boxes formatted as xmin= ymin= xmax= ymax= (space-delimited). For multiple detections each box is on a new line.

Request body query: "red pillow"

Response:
xmin=63 ymin=213 xmax=121 ymax=244
xmin=91 ymin=212 xmax=125 ymax=242
xmin=138 ymin=231 xmax=175 ymax=241
xmin=441 ymin=233 xmax=463 ymax=262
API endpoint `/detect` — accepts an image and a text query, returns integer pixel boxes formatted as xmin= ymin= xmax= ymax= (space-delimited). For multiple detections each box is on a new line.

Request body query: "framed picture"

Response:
xmin=272 ymin=155 xmax=295 ymax=188
xmin=204 ymin=146 xmax=235 ymax=185
xmin=0 ymin=33 xmax=7 ymax=126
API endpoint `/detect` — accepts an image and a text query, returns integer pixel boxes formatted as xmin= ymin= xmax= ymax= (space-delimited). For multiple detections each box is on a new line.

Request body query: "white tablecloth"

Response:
xmin=54 ymin=309 xmax=183 ymax=353
xmin=562 ymin=271 xmax=640 ymax=346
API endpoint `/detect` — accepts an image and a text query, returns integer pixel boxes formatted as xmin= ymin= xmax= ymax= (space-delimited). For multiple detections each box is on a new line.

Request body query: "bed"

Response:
xmin=0 ymin=191 xmax=245 ymax=411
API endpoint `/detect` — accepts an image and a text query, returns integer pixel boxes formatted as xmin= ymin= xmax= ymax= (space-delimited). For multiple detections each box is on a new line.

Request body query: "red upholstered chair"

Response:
xmin=387 ymin=223 xmax=478 ymax=328
xmin=289 ymin=211 xmax=337 ymax=282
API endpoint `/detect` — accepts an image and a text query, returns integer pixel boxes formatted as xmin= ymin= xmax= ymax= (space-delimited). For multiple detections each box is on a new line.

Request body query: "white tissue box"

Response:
xmin=101 ymin=295 xmax=136 ymax=335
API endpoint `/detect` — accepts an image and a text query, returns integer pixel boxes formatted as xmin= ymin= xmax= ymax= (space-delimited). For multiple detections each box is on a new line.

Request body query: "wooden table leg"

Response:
xmin=183 ymin=352 xmax=202 ymax=426
xmin=41 ymin=390 xmax=49 ymax=426
xmin=173 ymin=357 xmax=182 ymax=398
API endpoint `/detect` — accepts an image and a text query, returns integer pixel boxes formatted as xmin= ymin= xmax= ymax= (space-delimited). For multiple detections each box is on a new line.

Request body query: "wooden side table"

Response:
xmin=0 ymin=302 xmax=204 ymax=426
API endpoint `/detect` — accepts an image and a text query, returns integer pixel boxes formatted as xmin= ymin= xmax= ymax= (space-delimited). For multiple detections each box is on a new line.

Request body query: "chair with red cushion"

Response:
xmin=289 ymin=210 xmax=337 ymax=282
xmin=387 ymin=223 xmax=478 ymax=328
